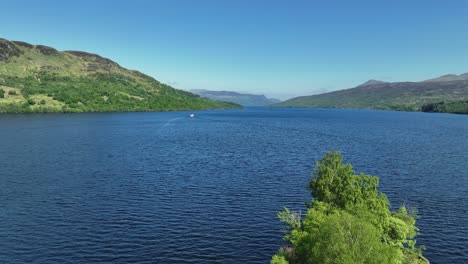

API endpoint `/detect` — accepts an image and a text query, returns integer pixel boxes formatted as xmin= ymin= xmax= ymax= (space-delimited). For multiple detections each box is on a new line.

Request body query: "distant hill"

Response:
xmin=423 ymin=73 xmax=468 ymax=82
xmin=358 ymin=79 xmax=388 ymax=86
xmin=273 ymin=74 xmax=468 ymax=112
xmin=0 ymin=38 xmax=240 ymax=113
xmin=191 ymin=89 xmax=281 ymax=106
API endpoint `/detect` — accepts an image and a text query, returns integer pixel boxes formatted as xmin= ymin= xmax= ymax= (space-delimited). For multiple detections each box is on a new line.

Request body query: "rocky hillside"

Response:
xmin=274 ymin=74 xmax=468 ymax=111
xmin=0 ymin=38 xmax=240 ymax=113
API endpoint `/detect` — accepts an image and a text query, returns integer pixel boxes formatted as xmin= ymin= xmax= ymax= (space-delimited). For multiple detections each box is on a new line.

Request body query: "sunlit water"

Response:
xmin=0 ymin=108 xmax=467 ymax=263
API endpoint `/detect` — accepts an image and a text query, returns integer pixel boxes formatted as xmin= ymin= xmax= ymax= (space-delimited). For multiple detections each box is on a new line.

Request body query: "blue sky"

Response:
xmin=2 ymin=0 xmax=468 ymax=100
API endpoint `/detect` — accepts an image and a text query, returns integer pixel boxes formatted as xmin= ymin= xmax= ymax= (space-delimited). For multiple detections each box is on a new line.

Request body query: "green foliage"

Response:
xmin=0 ymin=38 xmax=241 ymax=113
xmin=271 ymin=254 xmax=289 ymax=264
xmin=0 ymin=73 xmax=241 ymax=113
xmin=0 ymin=89 xmax=4 ymax=98
xmin=300 ymin=206 xmax=402 ymax=264
xmin=273 ymin=151 xmax=424 ymax=264
xmin=278 ymin=207 xmax=302 ymax=232
xmin=40 ymin=99 xmax=46 ymax=105
xmin=421 ymin=100 xmax=468 ymax=114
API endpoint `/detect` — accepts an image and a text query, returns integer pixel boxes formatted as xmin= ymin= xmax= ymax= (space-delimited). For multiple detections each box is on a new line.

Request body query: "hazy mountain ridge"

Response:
xmin=0 ymin=38 xmax=240 ymax=113
xmin=274 ymin=74 xmax=468 ymax=112
xmin=423 ymin=73 xmax=468 ymax=82
xmin=191 ymin=89 xmax=281 ymax=106
xmin=358 ymin=79 xmax=388 ymax=86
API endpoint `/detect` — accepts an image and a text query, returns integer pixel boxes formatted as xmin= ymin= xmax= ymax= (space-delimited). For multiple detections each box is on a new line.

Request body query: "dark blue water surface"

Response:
xmin=0 ymin=108 xmax=467 ymax=263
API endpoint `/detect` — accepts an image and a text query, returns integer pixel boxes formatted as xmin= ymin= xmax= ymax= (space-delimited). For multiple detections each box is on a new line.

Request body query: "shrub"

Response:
xmin=271 ymin=255 xmax=288 ymax=264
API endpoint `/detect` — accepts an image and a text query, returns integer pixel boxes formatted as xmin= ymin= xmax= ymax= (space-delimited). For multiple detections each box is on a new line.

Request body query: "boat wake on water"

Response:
xmin=162 ymin=117 xmax=186 ymax=128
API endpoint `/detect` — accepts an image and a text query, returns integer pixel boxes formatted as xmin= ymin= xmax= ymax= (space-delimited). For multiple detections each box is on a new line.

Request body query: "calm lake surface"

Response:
xmin=0 ymin=108 xmax=467 ymax=263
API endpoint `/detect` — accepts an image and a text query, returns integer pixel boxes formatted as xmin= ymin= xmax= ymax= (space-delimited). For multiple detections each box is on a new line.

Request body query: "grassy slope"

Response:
xmin=274 ymin=80 xmax=468 ymax=111
xmin=0 ymin=39 xmax=241 ymax=113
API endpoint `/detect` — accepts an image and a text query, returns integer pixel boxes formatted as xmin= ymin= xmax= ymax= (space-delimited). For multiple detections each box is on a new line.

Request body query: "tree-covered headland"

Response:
xmin=272 ymin=151 xmax=426 ymax=264
xmin=421 ymin=100 xmax=468 ymax=114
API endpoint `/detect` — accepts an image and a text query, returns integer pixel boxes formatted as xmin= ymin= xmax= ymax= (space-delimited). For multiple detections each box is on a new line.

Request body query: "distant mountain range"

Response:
xmin=273 ymin=73 xmax=468 ymax=112
xmin=0 ymin=38 xmax=240 ymax=113
xmin=191 ymin=89 xmax=281 ymax=106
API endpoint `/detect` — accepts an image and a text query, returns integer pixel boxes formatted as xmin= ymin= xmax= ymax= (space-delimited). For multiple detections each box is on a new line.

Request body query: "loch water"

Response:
xmin=0 ymin=108 xmax=467 ymax=263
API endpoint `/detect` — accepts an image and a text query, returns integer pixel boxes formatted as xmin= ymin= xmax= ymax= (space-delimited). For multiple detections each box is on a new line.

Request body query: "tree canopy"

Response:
xmin=272 ymin=151 xmax=424 ymax=264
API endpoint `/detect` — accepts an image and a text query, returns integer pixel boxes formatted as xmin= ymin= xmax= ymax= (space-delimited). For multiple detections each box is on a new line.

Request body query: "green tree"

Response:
xmin=273 ymin=151 xmax=423 ymax=264
xmin=303 ymin=207 xmax=401 ymax=264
